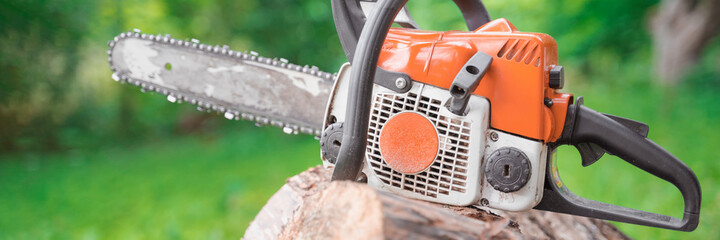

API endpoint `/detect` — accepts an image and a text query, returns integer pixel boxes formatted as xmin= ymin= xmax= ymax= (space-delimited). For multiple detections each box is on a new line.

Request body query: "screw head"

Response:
xmin=490 ymin=132 xmax=499 ymax=142
xmin=394 ymin=77 xmax=407 ymax=89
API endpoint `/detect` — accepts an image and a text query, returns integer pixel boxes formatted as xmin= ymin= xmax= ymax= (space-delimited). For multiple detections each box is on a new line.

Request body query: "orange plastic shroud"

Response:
xmin=378 ymin=18 xmax=573 ymax=143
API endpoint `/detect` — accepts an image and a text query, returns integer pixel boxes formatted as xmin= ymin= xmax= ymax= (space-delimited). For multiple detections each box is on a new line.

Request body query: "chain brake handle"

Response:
xmin=536 ymin=97 xmax=701 ymax=231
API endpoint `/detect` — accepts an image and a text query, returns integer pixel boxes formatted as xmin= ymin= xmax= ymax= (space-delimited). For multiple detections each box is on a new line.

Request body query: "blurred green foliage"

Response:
xmin=1 ymin=0 xmax=719 ymax=239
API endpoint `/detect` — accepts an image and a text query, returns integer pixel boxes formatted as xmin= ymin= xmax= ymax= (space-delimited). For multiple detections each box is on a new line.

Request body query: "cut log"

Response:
xmin=243 ymin=166 xmax=630 ymax=240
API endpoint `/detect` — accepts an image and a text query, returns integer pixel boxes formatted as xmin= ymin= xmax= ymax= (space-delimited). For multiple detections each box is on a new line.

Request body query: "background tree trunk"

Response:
xmin=243 ymin=167 xmax=631 ymax=240
xmin=651 ymin=0 xmax=720 ymax=84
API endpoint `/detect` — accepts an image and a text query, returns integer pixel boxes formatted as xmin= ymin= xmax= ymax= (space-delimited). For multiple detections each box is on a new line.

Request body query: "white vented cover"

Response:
xmin=364 ymin=83 xmax=489 ymax=206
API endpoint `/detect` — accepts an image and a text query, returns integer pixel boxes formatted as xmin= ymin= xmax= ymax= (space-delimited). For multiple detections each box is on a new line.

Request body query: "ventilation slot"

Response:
xmin=497 ymin=38 xmax=542 ymax=67
xmin=505 ymin=39 xmax=526 ymax=60
xmin=367 ymin=92 xmax=472 ymax=198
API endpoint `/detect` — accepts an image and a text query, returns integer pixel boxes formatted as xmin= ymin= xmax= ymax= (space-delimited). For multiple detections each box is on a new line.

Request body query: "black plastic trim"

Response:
xmin=375 ymin=67 xmax=413 ymax=93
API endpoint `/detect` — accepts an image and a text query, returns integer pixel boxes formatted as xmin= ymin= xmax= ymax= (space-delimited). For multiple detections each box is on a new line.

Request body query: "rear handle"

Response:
xmin=536 ymin=97 xmax=701 ymax=231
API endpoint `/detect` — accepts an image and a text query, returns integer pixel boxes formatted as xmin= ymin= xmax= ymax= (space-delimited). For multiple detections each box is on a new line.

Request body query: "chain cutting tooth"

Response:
xmin=224 ymin=112 xmax=235 ymax=120
xmin=282 ymin=126 xmax=294 ymax=135
xmin=257 ymin=117 xmax=269 ymax=125
xmin=241 ymin=113 xmax=254 ymax=121
xmin=299 ymin=127 xmax=312 ymax=135
xmin=271 ymin=120 xmax=284 ymax=127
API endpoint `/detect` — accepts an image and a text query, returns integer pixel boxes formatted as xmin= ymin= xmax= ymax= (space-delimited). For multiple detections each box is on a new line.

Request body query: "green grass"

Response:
xmin=0 ymin=124 xmax=319 ymax=239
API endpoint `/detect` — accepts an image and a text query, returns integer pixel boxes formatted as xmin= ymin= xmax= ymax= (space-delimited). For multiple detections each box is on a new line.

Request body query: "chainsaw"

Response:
xmin=106 ymin=0 xmax=701 ymax=231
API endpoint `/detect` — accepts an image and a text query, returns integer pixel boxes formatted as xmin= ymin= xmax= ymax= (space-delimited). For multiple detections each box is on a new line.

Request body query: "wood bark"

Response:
xmin=651 ymin=0 xmax=720 ymax=84
xmin=243 ymin=166 xmax=631 ymax=240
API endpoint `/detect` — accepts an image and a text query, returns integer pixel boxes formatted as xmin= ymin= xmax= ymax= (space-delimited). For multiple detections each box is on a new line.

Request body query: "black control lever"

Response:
xmin=537 ymin=97 xmax=701 ymax=231
xmin=447 ymin=51 xmax=492 ymax=115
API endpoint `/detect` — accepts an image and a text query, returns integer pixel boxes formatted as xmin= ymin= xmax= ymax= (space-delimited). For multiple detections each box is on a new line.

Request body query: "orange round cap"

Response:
xmin=379 ymin=112 xmax=439 ymax=174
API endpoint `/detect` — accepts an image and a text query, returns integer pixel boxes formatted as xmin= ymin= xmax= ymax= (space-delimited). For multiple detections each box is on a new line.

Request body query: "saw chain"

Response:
xmin=107 ymin=29 xmax=336 ymax=136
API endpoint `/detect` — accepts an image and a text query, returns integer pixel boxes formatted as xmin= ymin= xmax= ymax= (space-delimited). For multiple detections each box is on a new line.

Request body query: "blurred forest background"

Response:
xmin=1 ymin=0 xmax=719 ymax=239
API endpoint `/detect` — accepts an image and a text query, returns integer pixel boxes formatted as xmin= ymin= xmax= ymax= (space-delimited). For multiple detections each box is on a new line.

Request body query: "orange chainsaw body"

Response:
xmin=378 ymin=18 xmax=572 ymax=142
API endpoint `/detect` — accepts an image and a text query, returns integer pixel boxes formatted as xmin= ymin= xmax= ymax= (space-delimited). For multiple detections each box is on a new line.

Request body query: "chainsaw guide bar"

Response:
xmin=107 ymin=29 xmax=335 ymax=136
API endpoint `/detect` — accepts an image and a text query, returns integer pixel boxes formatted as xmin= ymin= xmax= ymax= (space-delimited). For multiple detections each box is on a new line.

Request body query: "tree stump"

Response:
xmin=243 ymin=166 xmax=630 ymax=240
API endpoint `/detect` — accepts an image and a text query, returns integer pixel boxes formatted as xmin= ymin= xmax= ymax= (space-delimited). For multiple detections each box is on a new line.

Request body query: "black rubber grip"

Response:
xmin=537 ymin=100 xmax=701 ymax=231
xmin=331 ymin=0 xmax=410 ymax=181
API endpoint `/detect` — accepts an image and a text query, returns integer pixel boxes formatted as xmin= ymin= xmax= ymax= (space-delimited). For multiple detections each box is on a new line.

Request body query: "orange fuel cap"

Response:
xmin=379 ymin=112 xmax=439 ymax=174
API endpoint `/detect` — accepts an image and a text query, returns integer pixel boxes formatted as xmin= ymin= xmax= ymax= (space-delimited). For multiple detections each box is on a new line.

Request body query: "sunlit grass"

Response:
xmin=0 ymin=123 xmax=319 ymax=239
